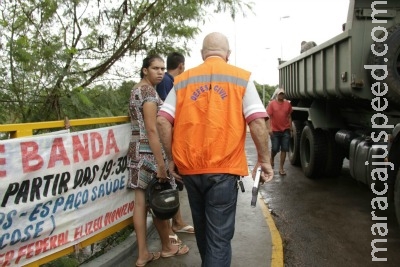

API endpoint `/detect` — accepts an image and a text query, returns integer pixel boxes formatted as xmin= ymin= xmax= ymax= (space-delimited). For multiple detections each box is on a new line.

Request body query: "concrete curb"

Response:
xmin=81 ymin=219 xmax=155 ymax=267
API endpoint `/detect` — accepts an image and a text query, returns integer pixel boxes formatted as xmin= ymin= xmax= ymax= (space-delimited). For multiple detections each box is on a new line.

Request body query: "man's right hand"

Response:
xmin=168 ymin=160 xmax=182 ymax=183
xmin=252 ymin=162 xmax=274 ymax=183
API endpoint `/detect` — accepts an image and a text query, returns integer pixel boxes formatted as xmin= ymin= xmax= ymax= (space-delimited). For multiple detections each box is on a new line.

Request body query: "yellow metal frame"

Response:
xmin=0 ymin=116 xmax=132 ymax=267
xmin=0 ymin=116 xmax=129 ymax=138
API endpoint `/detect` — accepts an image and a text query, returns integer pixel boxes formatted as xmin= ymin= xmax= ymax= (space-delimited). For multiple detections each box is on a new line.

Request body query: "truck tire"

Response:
xmin=300 ymin=122 xmax=328 ymax=178
xmin=368 ymin=24 xmax=400 ymax=107
xmin=395 ymin=170 xmax=400 ymax=228
xmin=289 ymin=120 xmax=304 ymax=166
xmin=324 ymin=130 xmax=344 ymax=177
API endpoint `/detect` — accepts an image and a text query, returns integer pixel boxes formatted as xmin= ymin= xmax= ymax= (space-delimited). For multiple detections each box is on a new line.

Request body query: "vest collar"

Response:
xmin=204 ymin=56 xmax=226 ymax=63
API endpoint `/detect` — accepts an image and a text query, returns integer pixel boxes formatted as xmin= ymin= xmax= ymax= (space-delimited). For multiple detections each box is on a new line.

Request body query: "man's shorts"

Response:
xmin=271 ymin=129 xmax=291 ymax=153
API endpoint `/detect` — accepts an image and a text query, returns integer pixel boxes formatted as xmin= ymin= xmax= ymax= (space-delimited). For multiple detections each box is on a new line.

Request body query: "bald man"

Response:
xmin=157 ymin=32 xmax=273 ymax=267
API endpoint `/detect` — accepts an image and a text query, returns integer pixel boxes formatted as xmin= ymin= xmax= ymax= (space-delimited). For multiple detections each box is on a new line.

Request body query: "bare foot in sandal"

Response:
xmin=136 ymin=251 xmax=161 ymax=267
xmin=172 ymin=224 xmax=195 ymax=234
xmin=169 ymin=234 xmax=182 ymax=245
xmin=161 ymin=244 xmax=189 ymax=258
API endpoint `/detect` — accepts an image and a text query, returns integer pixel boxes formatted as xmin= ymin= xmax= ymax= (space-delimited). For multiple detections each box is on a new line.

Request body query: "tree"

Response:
xmin=254 ymin=82 xmax=278 ymax=107
xmin=0 ymin=0 xmax=252 ymax=123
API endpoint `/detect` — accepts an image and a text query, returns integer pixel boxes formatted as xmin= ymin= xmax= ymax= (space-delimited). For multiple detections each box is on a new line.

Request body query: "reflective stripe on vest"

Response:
xmin=172 ymin=57 xmax=251 ymax=176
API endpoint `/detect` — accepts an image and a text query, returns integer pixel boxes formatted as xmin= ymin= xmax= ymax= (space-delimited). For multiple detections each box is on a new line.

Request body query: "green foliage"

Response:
xmin=39 ymin=0 xmax=58 ymax=22
xmin=41 ymin=255 xmax=79 ymax=267
xmin=14 ymin=36 xmax=31 ymax=64
xmin=57 ymin=81 xmax=135 ymax=124
xmin=0 ymin=0 xmax=253 ymax=124
xmin=40 ymin=225 xmax=134 ymax=267
xmin=254 ymin=82 xmax=278 ymax=107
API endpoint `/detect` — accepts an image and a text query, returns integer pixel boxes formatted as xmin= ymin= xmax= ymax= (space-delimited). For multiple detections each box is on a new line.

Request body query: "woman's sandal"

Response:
xmin=169 ymin=234 xmax=182 ymax=246
xmin=161 ymin=244 xmax=189 ymax=258
xmin=173 ymin=225 xmax=195 ymax=234
xmin=136 ymin=251 xmax=161 ymax=267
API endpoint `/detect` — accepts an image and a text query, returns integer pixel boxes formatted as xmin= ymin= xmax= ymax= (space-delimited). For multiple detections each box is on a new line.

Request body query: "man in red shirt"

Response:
xmin=267 ymin=88 xmax=292 ymax=175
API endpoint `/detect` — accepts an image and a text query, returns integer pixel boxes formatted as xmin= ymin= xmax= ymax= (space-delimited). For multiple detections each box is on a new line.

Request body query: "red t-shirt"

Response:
xmin=267 ymin=100 xmax=292 ymax=132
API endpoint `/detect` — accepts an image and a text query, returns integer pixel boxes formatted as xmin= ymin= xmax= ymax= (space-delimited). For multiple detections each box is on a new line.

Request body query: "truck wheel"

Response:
xmin=395 ymin=171 xmax=400 ymax=228
xmin=300 ymin=123 xmax=328 ymax=178
xmin=289 ymin=120 xmax=304 ymax=166
xmin=368 ymin=24 xmax=400 ymax=107
xmin=324 ymin=130 xmax=344 ymax=177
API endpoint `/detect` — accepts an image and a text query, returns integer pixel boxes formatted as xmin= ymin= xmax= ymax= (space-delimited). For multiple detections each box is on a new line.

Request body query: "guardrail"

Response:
xmin=0 ymin=116 xmax=130 ymax=138
xmin=0 ymin=116 xmax=131 ymax=267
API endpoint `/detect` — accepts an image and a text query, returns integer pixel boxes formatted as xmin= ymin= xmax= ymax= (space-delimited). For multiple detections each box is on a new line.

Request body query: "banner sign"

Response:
xmin=0 ymin=124 xmax=133 ymax=266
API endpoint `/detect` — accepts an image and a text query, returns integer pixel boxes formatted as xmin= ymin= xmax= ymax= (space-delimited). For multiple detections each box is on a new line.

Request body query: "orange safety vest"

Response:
xmin=172 ymin=57 xmax=251 ymax=176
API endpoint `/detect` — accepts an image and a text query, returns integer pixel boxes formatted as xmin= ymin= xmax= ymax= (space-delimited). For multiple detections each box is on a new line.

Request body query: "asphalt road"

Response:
xmin=257 ymin=149 xmax=400 ymax=267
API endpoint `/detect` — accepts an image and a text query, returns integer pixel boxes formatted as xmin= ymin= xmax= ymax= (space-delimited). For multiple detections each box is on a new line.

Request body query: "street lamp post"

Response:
xmin=280 ymin=16 xmax=290 ymax=59
xmin=263 ymin=48 xmax=271 ymax=107
xmin=263 ymin=84 xmax=265 ymax=107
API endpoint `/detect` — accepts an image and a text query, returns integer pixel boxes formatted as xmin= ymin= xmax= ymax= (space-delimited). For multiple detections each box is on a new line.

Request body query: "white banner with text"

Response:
xmin=0 ymin=123 xmax=133 ymax=266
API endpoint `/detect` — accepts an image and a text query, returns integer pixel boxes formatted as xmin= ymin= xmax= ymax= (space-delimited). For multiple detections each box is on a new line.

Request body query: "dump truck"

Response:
xmin=278 ymin=0 xmax=400 ymax=226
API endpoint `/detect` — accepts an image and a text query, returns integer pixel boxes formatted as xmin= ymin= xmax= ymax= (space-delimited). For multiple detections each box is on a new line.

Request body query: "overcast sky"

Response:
xmin=184 ymin=0 xmax=350 ymax=85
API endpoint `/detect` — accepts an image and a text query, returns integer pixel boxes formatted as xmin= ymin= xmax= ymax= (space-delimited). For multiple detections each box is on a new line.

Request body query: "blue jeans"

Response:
xmin=271 ymin=129 xmax=290 ymax=154
xmin=183 ymin=173 xmax=238 ymax=267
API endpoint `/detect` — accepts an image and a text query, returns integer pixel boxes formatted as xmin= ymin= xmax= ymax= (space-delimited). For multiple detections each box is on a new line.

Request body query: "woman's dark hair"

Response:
xmin=140 ymin=54 xmax=164 ymax=78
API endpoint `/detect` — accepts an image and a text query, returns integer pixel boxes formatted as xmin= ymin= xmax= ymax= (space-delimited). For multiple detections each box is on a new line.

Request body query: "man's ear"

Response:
xmin=226 ymin=50 xmax=231 ymax=62
xmin=179 ymin=62 xmax=185 ymax=72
